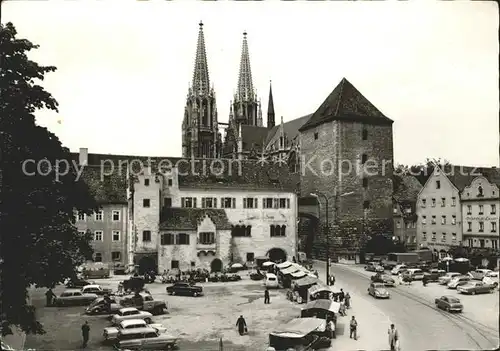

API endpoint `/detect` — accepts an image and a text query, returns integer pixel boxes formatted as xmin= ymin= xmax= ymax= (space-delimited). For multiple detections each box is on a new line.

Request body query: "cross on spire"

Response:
xmin=192 ymin=21 xmax=210 ymax=96
xmin=237 ymin=31 xmax=254 ymax=101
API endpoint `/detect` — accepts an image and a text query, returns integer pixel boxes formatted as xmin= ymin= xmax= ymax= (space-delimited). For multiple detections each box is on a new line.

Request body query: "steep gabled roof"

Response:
xmin=78 ymin=165 xmax=127 ymax=204
xmin=241 ymin=125 xmax=269 ymax=151
xmin=393 ymin=174 xmax=423 ymax=203
xmin=441 ymin=165 xmax=486 ymax=192
xmin=265 ymin=114 xmax=312 ymax=147
xmin=160 ymin=208 xmax=232 ymax=230
xmin=299 ymin=78 xmax=393 ymax=132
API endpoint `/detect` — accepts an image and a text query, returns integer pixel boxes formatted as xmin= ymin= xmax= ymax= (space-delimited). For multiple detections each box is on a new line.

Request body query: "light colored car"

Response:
xmin=469 ymin=269 xmax=492 ymax=280
xmin=435 ymin=295 xmax=463 ymax=312
xmin=438 ymin=272 xmax=461 ymax=285
xmin=365 ymin=262 xmax=384 ymax=272
xmin=391 ymin=264 xmax=407 ymax=275
xmin=111 ymin=307 xmax=153 ymax=325
xmin=457 ymin=281 xmax=495 ymax=295
xmin=53 ymin=289 xmax=99 ymax=306
xmin=103 ymin=319 xmax=167 ymax=342
xmin=482 ymin=271 xmax=499 ymax=287
xmin=264 ymin=273 xmax=279 ymax=288
xmin=403 ymin=268 xmax=424 ymax=280
xmin=81 ymin=284 xmax=113 ymax=296
xmin=367 ymin=282 xmax=390 ymax=299
xmin=447 ymin=275 xmax=472 ymax=289
xmin=116 ymin=327 xmax=178 ymax=350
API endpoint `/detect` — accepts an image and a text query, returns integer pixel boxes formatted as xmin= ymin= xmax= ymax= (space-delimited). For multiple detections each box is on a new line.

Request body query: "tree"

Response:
xmin=364 ymin=234 xmax=398 ymax=256
xmin=0 ymin=23 xmax=98 ymax=336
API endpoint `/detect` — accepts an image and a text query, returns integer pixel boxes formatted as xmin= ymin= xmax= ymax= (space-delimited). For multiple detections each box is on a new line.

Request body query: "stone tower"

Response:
xmin=182 ymin=22 xmax=222 ymax=159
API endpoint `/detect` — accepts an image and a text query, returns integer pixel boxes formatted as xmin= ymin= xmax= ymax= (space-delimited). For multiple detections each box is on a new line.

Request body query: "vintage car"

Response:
xmin=81 ymin=284 xmax=113 ymax=296
xmin=111 ymin=307 xmax=153 ymax=325
xmin=365 ymin=262 xmax=384 ymax=273
xmin=103 ymin=319 xmax=167 ymax=342
xmin=402 ymin=268 xmax=425 ymax=280
xmin=469 ymin=268 xmax=492 ymax=280
xmin=423 ymin=269 xmax=446 ymax=282
xmin=483 ymin=271 xmax=499 ymax=287
xmin=457 ymin=281 xmax=495 ymax=295
xmin=269 ymin=317 xmax=331 ymax=351
xmin=53 ymin=289 xmax=98 ymax=306
xmin=438 ymin=272 xmax=461 ymax=285
xmin=166 ymin=282 xmax=203 ymax=297
xmin=85 ymin=296 xmax=122 ymax=315
xmin=447 ymin=275 xmax=472 ymax=289
xmin=120 ymin=292 xmax=167 ymax=315
xmin=115 ymin=327 xmax=179 ymax=350
xmin=113 ymin=263 xmax=127 ymax=275
xmin=390 ymin=264 xmax=408 ymax=275
xmin=368 ymin=283 xmax=390 ymax=299
xmin=123 ymin=277 xmax=146 ymax=293
xmin=435 ymin=295 xmax=463 ymax=312
xmin=65 ymin=278 xmax=93 ymax=289
xmin=371 ymin=274 xmax=396 ymax=287
xmin=250 ymin=271 xmax=266 ymax=281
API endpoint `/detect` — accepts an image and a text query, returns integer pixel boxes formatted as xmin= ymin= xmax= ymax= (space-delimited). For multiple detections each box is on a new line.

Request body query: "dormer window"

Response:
xmin=478 ymin=185 xmax=484 ymax=197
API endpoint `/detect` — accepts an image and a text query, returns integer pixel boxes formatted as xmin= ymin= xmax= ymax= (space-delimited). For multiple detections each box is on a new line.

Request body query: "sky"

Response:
xmin=3 ymin=0 xmax=499 ymax=167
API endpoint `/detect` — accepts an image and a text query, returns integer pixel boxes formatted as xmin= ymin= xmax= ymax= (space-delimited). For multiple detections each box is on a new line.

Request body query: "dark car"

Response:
xmin=65 ymin=278 xmax=93 ymax=289
xmin=123 ymin=277 xmax=146 ymax=292
xmin=85 ymin=297 xmax=122 ymax=315
xmin=423 ymin=269 xmax=446 ymax=282
xmin=166 ymin=282 xmax=203 ymax=297
xmin=435 ymin=295 xmax=463 ymax=312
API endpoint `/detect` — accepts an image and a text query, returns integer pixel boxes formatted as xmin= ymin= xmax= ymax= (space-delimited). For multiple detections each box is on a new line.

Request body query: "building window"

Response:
xmin=478 ymin=205 xmax=484 ymax=215
xmin=279 ymin=198 xmax=291 ymax=209
xmin=181 ymin=197 xmax=197 ymax=208
xmin=436 ymin=180 xmax=441 ymax=189
xmin=451 ymin=197 xmax=456 ymax=206
xmin=492 ymin=240 xmax=498 ymax=250
xmin=361 ymin=154 xmax=368 ymax=165
xmin=78 ymin=230 xmax=86 ymax=236
xmin=198 ymin=232 xmax=215 ymax=245
xmin=467 ymin=205 xmax=472 ymax=215
xmin=362 ymin=128 xmax=368 ymax=140
xmin=431 ymin=216 xmax=436 ymax=224
xmin=77 ymin=212 xmax=86 ymax=221
xmin=477 ymin=186 xmax=484 ymax=197
xmin=492 ymin=222 xmax=497 ymax=233
xmin=467 ymin=222 xmax=472 ymax=232
xmin=112 ymin=251 xmax=121 ymax=261
xmin=231 ymin=225 xmax=251 ymax=237
xmin=422 ymin=216 xmax=426 ymax=225
xmin=270 ymin=225 xmax=286 ymax=237
xmin=94 ymin=252 xmax=102 ymax=262
xmin=362 ymin=178 xmax=368 ymax=188
xmin=112 ymin=210 xmax=120 ymax=221
xmin=177 ymin=233 xmax=190 ymax=245
xmin=441 ymin=233 xmax=446 ymax=242
xmin=112 ymin=230 xmax=120 ymax=241
xmin=422 ymin=232 xmax=427 ymax=241
xmin=161 ymin=233 xmax=174 ymax=245
xmin=396 ymin=221 xmax=401 ymax=229
xmin=263 ymin=198 xmax=274 ymax=209
xmin=168 ymin=178 xmax=173 ymax=186
xmin=491 ymin=204 xmax=497 ymax=214
xmin=431 ymin=198 xmax=436 ymax=207
xmin=479 ymin=222 xmax=484 ymax=232
xmin=246 ymin=252 xmax=255 ymax=262
xmin=202 ymin=197 xmax=217 ymax=208
xmin=171 ymin=260 xmax=179 ymax=269
xmin=479 ymin=239 xmax=485 ymax=248
xmin=451 ymin=215 xmax=456 ymax=225
xmin=243 ymin=198 xmax=258 ymax=209
xmin=468 ymin=239 xmax=473 ymax=247
xmin=94 ymin=230 xmax=103 ymax=241
xmin=314 ymin=132 xmax=318 ymax=140
xmin=421 ymin=199 xmax=426 ymax=207
xmin=144 ymin=179 xmax=150 ymax=186
xmin=431 ymin=232 xmax=436 ymax=241
xmin=413 ymin=222 xmax=416 ymax=228
xmin=451 ymin=233 xmax=457 ymax=241
xmin=95 ymin=210 xmax=103 ymax=221
xmin=143 ymin=199 xmax=150 ymax=208
xmin=164 ymin=197 xmax=172 ymax=208
xmin=441 ymin=198 xmax=445 ymax=207
xmin=363 ymin=201 xmax=370 ymax=209
xmin=142 ymin=230 xmax=151 ymax=242
xmin=221 ymin=197 xmax=235 ymax=209
xmin=441 ymin=216 xmax=446 ymax=225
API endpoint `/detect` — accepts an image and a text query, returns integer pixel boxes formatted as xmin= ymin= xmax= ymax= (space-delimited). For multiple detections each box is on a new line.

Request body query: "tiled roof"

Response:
xmin=241 ymin=125 xmax=270 ymax=152
xmin=393 ymin=175 xmax=422 ymax=203
xmin=159 ymin=208 xmax=232 ymax=230
xmin=299 ymin=78 xmax=393 ymax=132
xmin=438 ymin=165 xmax=491 ymax=192
xmin=78 ymin=165 xmax=127 ymax=204
xmin=265 ymin=114 xmax=312 ymax=147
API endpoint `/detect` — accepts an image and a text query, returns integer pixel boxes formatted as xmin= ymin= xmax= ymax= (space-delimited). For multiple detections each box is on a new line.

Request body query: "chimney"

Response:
xmin=79 ymin=148 xmax=88 ymax=166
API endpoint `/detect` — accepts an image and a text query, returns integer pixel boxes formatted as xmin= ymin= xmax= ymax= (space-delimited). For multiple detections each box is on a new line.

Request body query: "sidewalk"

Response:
xmin=311 ymin=260 xmax=392 ymax=351
xmin=2 ymin=328 xmax=26 ymax=350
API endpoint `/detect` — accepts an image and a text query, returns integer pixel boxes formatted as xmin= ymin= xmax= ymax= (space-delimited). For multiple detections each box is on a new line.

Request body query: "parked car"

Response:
xmin=81 ymin=284 xmax=113 ymax=296
xmin=365 ymin=262 xmax=384 ymax=273
xmin=435 ymin=295 xmax=463 ymax=312
xmin=423 ymin=269 xmax=446 ymax=282
xmin=113 ymin=263 xmax=127 ymax=275
xmin=447 ymin=275 xmax=472 ymax=289
xmin=53 ymin=289 xmax=98 ymax=306
xmin=115 ymin=327 xmax=178 ymax=350
xmin=371 ymin=274 xmax=396 ymax=287
xmin=111 ymin=307 xmax=153 ymax=325
xmin=457 ymin=281 xmax=495 ymax=295
xmin=250 ymin=271 xmax=265 ymax=281
xmin=103 ymin=319 xmax=167 ymax=343
xmin=367 ymin=283 xmax=390 ymax=299
xmin=469 ymin=268 xmax=492 ymax=280
xmin=403 ymin=268 xmax=425 ymax=280
xmin=65 ymin=278 xmax=93 ymax=289
xmin=166 ymin=282 xmax=203 ymax=297
xmin=220 ymin=273 xmax=242 ymax=282
xmin=438 ymin=272 xmax=461 ymax=285
xmin=85 ymin=296 xmax=122 ymax=315
xmin=483 ymin=271 xmax=499 ymax=287
xmin=391 ymin=264 xmax=408 ymax=275
xmin=120 ymin=292 xmax=167 ymax=315
xmin=264 ymin=273 xmax=279 ymax=288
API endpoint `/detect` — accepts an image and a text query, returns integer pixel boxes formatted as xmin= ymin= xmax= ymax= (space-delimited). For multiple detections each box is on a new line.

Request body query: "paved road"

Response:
xmin=316 ymin=262 xmax=498 ymax=351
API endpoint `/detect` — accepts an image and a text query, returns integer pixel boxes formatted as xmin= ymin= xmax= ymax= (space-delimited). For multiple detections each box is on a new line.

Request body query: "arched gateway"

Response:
xmin=298 ymin=212 xmax=320 ymax=259
xmin=267 ymin=248 xmax=287 ymax=263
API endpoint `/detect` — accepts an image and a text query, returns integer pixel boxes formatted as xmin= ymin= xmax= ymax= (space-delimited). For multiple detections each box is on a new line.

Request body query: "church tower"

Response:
xmin=267 ymin=81 xmax=275 ymax=128
xmin=182 ymin=22 xmax=222 ymax=159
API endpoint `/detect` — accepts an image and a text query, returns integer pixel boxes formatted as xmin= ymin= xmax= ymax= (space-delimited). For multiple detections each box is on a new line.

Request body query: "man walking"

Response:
xmin=45 ymin=288 xmax=56 ymax=307
xmin=329 ymin=274 xmax=335 ymax=286
xmin=236 ymin=315 xmax=247 ymax=335
xmin=344 ymin=292 xmax=351 ymax=309
xmin=339 ymin=288 xmax=345 ymax=303
xmin=81 ymin=321 xmax=90 ymax=348
xmin=326 ymin=316 xmax=336 ymax=339
xmin=349 ymin=316 xmax=358 ymax=340
xmin=388 ymin=323 xmax=399 ymax=351
xmin=264 ymin=288 xmax=270 ymax=304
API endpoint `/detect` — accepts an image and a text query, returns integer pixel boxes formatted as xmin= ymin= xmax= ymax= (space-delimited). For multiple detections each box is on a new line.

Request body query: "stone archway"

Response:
xmin=298 ymin=212 xmax=320 ymax=259
xmin=210 ymin=258 xmax=223 ymax=273
xmin=267 ymin=248 xmax=287 ymax=263
xmin=138 ymin=256 xmax=157 ymax=275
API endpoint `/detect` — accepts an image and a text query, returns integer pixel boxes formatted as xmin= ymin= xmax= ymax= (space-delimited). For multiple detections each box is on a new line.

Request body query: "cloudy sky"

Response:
xmin=3 ymin=0 xmax=499 ymax=167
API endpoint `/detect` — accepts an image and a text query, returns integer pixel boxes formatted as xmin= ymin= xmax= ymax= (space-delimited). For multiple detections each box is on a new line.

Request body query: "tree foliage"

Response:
xmin=394 ymin=158 xmax=451 ymax=191
xmin=0 ymin=23 xmax=98 ymax=336
xmin=364 ymin=234 xmax=405 ymax=256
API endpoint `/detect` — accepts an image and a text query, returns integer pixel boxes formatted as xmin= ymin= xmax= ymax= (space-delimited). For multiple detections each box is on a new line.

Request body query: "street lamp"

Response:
xmin=310 ymin=188 xmax=354 ymax=284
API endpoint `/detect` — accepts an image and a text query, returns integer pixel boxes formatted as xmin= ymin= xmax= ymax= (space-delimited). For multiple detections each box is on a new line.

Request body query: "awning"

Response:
xmin=302 ymin=299 xmax=341 ymax=313
xmin=308 ymin=283 xmax=331 ymax=296
xmin=280 ymin=266 xmax=300 ymax=275
xmin=290 ymin=271 xmax=307 ymax=279
xmin=276 ymin=261 xmax=292 ymax=269
xmin=294 ymin=276 xmax=319 ymax=287
xmin=270 ymin=318 xmax=326 ymax=338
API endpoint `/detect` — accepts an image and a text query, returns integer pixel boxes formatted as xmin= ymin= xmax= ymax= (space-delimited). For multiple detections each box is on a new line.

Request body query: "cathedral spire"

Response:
xmin=192 ymin=21 xmax=210 ymax=96
xmin=237 ymin=31 xmax=254 ymax=101
xmin=267 ymin=80 xmax=275 ymax=128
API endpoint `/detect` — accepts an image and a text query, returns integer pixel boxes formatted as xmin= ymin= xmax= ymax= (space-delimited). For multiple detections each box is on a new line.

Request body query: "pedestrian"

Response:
xmin=45 ymin=288 xmax=56 ymax=307
xmin=326 ymin=316 xmax=336 ymax=339
xmin=81 ymin=321 xmax=90 ymax=348
xmin=349 ymin=316 xmax=357 ymax=340
xmin=344 ymin=292 xmax=351 ymax=309
xmin=339 ymin=288 xmax=345 ymax=302
xmin=264 ymin=288 xmax=270 ymax=304
xmin=388 ymin=323 xmax=399 ymax=351
xmin=236 ymin=315 xmax=247 ymax=335
xmin=329 ymin=274 xmax=335 ymax=286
